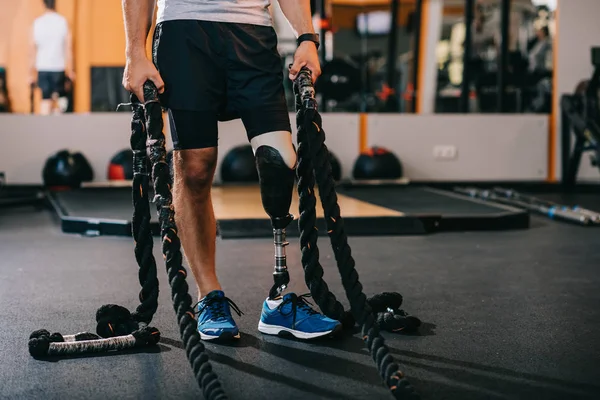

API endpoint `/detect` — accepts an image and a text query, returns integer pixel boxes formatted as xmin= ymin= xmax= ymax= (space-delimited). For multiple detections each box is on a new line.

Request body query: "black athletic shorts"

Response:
xmin=152 ymin=20 xmax=292 ymax=150
xmin=37 ymin=71 xmax=66 ymax=99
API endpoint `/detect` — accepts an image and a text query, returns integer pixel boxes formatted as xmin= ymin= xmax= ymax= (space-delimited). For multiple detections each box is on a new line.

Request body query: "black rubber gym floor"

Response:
xmin=1 ymin=203 xmax=599 ymax=400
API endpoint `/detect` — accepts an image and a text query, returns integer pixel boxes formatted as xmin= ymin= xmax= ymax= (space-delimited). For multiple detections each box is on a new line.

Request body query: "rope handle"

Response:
xmin=294 ymin=67 xmax=317 ymax=110
xmin=142 ymin=81 xmax=161 ymax=105
xmin=28 ymin=328 xmax=159 ymax=358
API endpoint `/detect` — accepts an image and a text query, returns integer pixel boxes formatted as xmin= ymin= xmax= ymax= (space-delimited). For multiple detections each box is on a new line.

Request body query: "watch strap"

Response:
xmin=297 ymin=33 xmax=320 ymax=49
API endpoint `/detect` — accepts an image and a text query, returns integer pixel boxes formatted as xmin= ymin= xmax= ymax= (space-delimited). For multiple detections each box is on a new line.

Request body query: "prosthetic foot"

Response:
xmin=254 ymin=145 xmax=296 ymax=299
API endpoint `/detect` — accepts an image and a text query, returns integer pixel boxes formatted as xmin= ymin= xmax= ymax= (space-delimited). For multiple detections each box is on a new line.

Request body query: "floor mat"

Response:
xmin=337 ymin=186 xmax=507 ymax=215
xmin=48 ymin=185 xmax=529 ymax=238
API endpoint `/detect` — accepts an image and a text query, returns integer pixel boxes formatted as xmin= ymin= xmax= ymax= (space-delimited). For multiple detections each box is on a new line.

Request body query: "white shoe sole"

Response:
xmin=258 ymin=321 xmax=338 ymax=339
xmin=199 ymin=331 xmax=240 ymax=341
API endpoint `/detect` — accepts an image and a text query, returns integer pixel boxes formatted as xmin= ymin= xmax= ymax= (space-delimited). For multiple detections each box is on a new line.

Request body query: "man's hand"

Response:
xmin=289 ymin=41 xmax=321 ymax=82
xmin=121 ymin=0 xmax=159 ymax=101
xmin=122 ymin=53 xmax=164 ymax=102
xmin=277 ymin=0 xmax=320 ymax=81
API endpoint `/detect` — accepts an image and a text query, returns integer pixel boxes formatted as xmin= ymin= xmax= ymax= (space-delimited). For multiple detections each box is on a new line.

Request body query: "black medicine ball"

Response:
xmin=352 ymin=146 xmax=403 ymax=180
xmin=42 ymin=149 xmax=89 ymax=189
xmin=221 ymin=145 xmax=258 ymax=183
xmin=72 ymin=152 xmax=94 ymax=182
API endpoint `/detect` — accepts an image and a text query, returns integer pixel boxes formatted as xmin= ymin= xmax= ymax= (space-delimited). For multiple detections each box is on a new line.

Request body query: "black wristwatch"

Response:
xmin=297 ymin=33 xmax=320 ymax=50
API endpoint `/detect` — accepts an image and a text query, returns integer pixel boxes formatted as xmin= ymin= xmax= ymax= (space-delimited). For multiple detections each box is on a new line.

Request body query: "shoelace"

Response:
xmin=277 ymin=293 xmax=320 ymax=327
xmin=194 ymin=296 xmax=244 ymax=321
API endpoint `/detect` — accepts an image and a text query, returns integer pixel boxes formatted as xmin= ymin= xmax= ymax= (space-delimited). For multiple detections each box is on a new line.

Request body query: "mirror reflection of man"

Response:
xmin=29 ymin=0 xmax=75 ymax=115
xmin=528 ymin=26 xmax=552 ymax=73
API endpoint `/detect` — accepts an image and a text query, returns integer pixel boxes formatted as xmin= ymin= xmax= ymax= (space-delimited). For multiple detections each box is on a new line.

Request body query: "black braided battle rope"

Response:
xmin=138 ymin=82 xmax=226 ymax=400
xmin=28 ymin=93 xmax=163 ymax=358
xmin=29 ymin=82 xmax=226 ymax=400
xmin=94 ymin=91 xmax=161 ymax=338
xmin=294 ymin=69 xmax=420 ymax=400
xmin=129 ymin=98 xmax=160 ymax=326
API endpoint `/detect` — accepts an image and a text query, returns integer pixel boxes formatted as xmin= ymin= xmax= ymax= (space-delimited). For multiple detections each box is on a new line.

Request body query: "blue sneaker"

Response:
xmin=196 ymin=290 xmax=243 ymax=341
xmin=258 ymin=293 xmax=342 ymax=339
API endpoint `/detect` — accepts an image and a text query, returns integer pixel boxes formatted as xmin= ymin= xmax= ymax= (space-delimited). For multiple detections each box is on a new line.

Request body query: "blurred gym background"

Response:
xmin=0 ymin=0 xmax=598 ymax=186
xmin=4 ymin=3 xmax=600 ymax=400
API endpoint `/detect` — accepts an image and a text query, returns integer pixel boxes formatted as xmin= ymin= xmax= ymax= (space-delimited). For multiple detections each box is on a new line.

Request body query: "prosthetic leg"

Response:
xmin=254 ymin=145 xmax=296 ymax=299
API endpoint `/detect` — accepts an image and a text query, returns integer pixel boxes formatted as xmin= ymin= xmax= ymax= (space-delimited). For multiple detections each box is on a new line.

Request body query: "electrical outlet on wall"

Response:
xmin=433 ymin=145 xmax=458 ymax=160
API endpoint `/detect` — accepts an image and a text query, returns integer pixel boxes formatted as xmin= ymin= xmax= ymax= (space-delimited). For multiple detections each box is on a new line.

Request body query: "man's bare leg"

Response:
xmin=51 ymin=92 xmax=61 ymax=115
xmin=39 ymin=99 xmax=53 ymax=115
xmin=171 ymin=147 xmax=220 ymax=300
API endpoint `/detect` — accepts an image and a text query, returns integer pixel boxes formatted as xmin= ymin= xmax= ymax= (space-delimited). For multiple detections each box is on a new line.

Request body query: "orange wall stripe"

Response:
xmin=548 ymin=6 xmax=558 ymax=182
xmin=90 ymin=0 xmax=126 ymax=66
xmin=74 ymin=0 xmax=91 ymax=113
xmin=359 ymin=113 xmax=368 ymax=153
xmin=5 ymin=0 xmax=45 ymax=113
xmin=416 ymin=0 xmax=429 ymax=114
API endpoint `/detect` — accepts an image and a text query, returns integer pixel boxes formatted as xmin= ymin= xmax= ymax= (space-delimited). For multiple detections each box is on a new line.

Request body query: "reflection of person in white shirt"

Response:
xmin=29 ymin=0 xmax=75 ymax=115
xmin=528 ymin=26 xmax=552 ymax=73
xmin=471 ymin=6 xmax=494 ymax=61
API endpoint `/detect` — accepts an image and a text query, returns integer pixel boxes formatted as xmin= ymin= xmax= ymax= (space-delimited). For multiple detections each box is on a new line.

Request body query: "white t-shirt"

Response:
xmin=33 ymin=12 xmax=68 ymax=72
xmin=156 ymin=0 xmax=272 ymax=26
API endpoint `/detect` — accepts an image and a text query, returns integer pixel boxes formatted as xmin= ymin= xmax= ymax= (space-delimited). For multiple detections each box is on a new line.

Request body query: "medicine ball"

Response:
xmin=352 ymin=146 xmax=403 ymax=180
xmin=221 ymin=145 xmax=258 ymax=183
xmin=329 ymin=151 xmax=342 ymax=182
xmin=42 ymin=149 xmax=89 ymax=189
xmin=72 ymin=151 xmax=94 ymax=182
xmin=108 ymin=149 xmax=134 ymax=180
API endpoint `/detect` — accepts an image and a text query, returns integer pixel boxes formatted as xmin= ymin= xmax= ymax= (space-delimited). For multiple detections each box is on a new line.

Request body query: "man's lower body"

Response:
xmin=153 ymin=19 xmax=340 ymax=341
xmin=37 ymin=71 xmax=68 ymax=115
